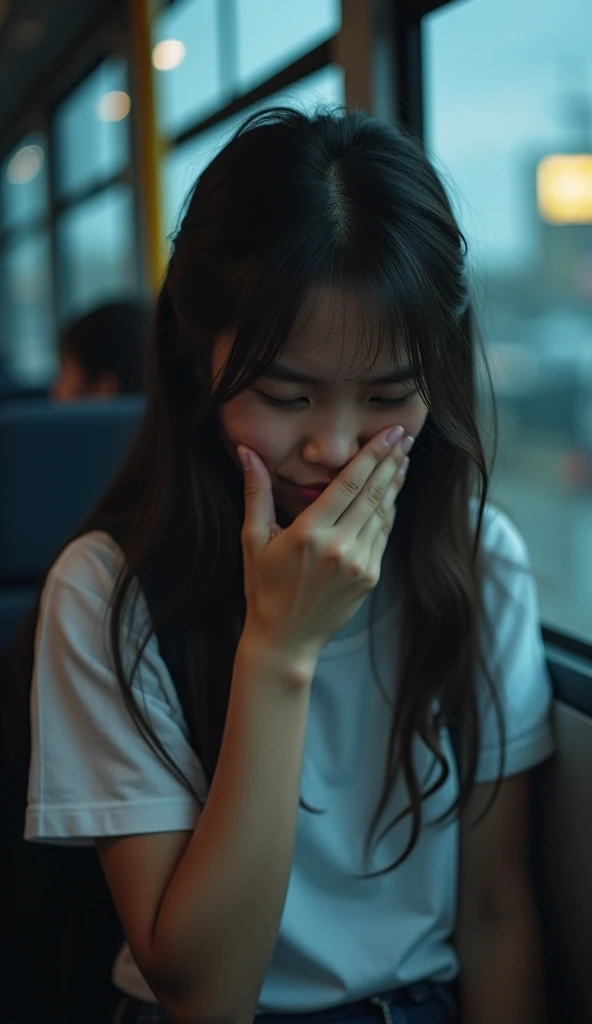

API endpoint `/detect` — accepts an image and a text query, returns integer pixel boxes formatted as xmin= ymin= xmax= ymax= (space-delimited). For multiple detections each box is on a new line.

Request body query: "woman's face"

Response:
xmin=213 ymin=287 xmax=429 ymax=522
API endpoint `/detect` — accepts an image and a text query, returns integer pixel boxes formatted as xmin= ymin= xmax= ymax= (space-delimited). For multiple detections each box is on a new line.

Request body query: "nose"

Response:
xmin=301 ymin=429 xmax=362 ymax=471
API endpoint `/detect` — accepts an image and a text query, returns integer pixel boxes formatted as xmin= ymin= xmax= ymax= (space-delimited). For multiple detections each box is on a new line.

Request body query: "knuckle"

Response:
xmin=324 ymin=541 xmax=349 ymax=566
xmin=353 ymin=565 xmax=378 ymax=589
xmin=374 ymin=501 xmax=389 ymax=521
xmin=338 ymin=474 xmax=360 ymax=498
xmin=242 ymin=480 xmax=259 ymax=498
xmin=366 ymin=479 xmax=386 ymax=506
xmin=292 ymin=525 xmax=315 ymax=549
xmin=347 ymin=560 xmax=367 ymax=580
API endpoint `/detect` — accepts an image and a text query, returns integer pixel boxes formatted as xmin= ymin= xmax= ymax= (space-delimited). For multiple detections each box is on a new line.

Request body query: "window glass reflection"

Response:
xmin=162 ymin=65 xmax=345 ymax=239
xmin=57 ymin=184 xmax=136 ymax=322
xmin=236 ymin=0 xmax=341 ymax=92
xmin=152 ymin=0 xmax=222 ymax=139
xmin=1 ymin=134 xmax=48 ymax=231
xmin=0 ymin=232 xmax=55 ymax=383
xmin=54 ymin=57 xmax=130 ymax=198
xmin=423 ymin=0 xmax=592 ymax=642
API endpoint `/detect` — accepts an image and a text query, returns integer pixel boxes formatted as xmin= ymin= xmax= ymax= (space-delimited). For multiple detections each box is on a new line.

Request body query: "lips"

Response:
xmin=278 ymin=475 xmax=331 ymax=490
xmin=287 ymin=482 xmax=331 ymax=494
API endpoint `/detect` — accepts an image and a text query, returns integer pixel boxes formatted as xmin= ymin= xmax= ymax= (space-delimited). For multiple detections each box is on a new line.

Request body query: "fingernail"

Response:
xmin=237 ymin=446 xmax=251 ymax=470
xmin=400 ymin=435 xmax=415 ymax=455
xmin=383 ymin=425 xmax=405 ymax=447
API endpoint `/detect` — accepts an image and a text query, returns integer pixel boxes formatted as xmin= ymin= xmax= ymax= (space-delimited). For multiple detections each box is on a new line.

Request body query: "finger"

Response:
xmin=240 ymin=446 xmax=278 ymax=548
xmin=356 ymin=475 xmax=399 ymax=550
xmin=366 ymin=484 xmax=400 ymax=570
xmin=395 ymin=456 xmax=410 ymax=481
xmin=334 ymin=437 xmax=409 ymax=535
xmin=358 ymin=449 xmax=410 ymax=562
xmin=304 ymin=425 xmax=406 ymax=529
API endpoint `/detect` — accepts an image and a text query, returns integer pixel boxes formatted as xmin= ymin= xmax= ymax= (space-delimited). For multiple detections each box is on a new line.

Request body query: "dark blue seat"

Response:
xmin=0 ymin=397 xmax=145 ymax=652
xmin=0 ymin=397 xmax=146 ymax=1023
xmin=0 ymin=384 xmax=49 ymax=402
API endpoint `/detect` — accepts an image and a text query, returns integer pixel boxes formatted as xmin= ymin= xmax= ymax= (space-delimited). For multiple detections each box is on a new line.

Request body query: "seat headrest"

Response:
xmin=0 ymin=397 xmax=146 ymax=580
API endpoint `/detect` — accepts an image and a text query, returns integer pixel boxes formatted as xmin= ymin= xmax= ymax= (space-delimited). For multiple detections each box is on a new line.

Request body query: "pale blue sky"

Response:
xmin=423 ymin=0 xmax=592 ymax=274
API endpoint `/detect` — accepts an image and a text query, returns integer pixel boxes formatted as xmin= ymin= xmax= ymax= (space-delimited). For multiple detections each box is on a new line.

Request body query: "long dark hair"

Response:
xmin=7 ymin=106 xmax=530 ymax=878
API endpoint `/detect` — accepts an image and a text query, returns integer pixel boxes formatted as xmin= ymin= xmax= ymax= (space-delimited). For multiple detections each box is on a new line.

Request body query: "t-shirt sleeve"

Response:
xmin=473 ymin=506 xmax=556 ymax=783
xmin=25 ymin=532 xmax=208 ymax=846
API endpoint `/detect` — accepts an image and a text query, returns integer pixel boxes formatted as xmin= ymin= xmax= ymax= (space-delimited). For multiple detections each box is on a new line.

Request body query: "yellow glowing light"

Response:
xmin=96 ymin=90 xmax=131 ymax=122
xmin=152 ymin=38 xmax=186 ymax=71
xmin=537 ymin=154 xmax=592 ymax=224
xmin=6 ymin=144 xmax=44 ymax=184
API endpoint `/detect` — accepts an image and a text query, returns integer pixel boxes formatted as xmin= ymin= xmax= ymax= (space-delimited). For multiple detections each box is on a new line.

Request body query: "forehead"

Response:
xmin=212 ymin=285 xmax=410 ymax=385
xmin=282 ymin=285 xmax=405 ymax=383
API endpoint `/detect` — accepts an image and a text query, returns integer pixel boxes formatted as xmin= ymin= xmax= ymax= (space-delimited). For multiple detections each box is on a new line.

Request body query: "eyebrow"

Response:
xmin=258 ymin=363 xmax=416 ymax=386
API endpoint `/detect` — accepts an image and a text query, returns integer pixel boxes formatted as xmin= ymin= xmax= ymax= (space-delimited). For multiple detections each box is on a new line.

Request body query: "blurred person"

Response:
xmin=51 ymin=300 xmax=151 ymax=400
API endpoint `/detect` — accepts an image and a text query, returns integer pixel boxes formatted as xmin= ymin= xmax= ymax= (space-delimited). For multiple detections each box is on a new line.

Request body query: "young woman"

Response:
xmin=24 ymin=107 xmax=554 ymax=1024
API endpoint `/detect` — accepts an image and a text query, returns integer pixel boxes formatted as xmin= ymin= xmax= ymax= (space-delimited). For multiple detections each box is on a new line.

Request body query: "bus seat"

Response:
xmin=0 ymin=397 xmax=145 ymax=653
xmin=530 ymin=663 xmax=592 ymax=1022
xmin=0 ymin=397 xmax=145 ymax=1022
xmin=0 ymin=384 xmax=49 ymax=403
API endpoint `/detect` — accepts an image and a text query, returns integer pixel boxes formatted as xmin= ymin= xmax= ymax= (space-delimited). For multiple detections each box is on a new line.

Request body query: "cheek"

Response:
xmin=217 ymin=395 xmax=430 ymax=468
xmin=407 ymin=397 xmax=429 ymax=437
xmin=217 ymin=402 xmax=290 ymax=470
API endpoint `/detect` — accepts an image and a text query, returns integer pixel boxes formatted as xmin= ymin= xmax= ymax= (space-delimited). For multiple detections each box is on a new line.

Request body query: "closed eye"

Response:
xmin=255 ymin=391 xmax=417 ymax=409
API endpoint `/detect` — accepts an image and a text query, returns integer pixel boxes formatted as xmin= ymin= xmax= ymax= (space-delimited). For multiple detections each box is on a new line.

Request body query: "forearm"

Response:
xmin=457 ymin=900 xmax=547 ymax=1024
xmin=153 ymin=636 xmax=315 ymax=1024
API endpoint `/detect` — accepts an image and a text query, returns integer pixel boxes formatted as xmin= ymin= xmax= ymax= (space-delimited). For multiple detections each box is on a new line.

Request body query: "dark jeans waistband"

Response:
xmin=113 ymin=979 xmax=459 ymax=1024
xmin=253 ymin=980 xmax=459 ymax=1023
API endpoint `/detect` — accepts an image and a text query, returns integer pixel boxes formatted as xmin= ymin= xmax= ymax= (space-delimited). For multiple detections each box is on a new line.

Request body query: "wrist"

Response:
xmin=237 ymin=627 xmax=319 ymax=690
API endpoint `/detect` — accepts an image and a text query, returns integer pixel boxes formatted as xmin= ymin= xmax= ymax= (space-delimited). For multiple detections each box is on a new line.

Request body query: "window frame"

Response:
xmin=0 ymin=2 xmax=144 ymax=365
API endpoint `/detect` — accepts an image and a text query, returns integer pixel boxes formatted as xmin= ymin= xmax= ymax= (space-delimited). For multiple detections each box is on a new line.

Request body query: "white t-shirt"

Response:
xmin=25 ymin=499 xmax=555 ymax=1013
